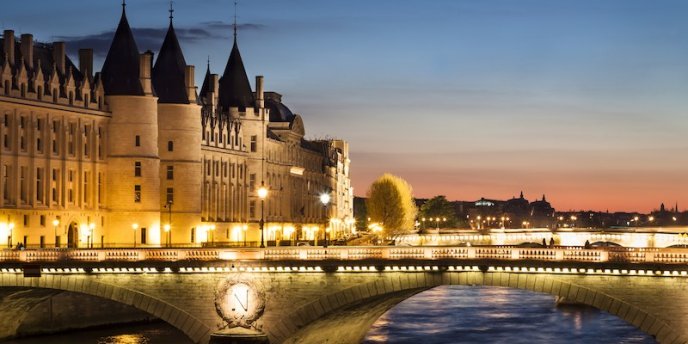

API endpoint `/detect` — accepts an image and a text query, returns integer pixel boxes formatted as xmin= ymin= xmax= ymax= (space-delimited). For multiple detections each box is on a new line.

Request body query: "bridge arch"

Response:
xmin=275 ymin=272 xmax=681 ymax=344
xmin=0 ymin=274 xmax=211 ymax=343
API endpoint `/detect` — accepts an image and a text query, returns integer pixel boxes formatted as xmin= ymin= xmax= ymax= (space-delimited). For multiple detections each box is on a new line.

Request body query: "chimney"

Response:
xmin=52 ymin=42 xmax=65 ymax=74
xmin=79 ymin=49 xmax=93 ymax=78
xmin=3 ymin=30 xmax=15 ymax=66
xmin=184 ymin=65 xmax=196 ymax=102
xmin=139 ymin=51 xmax=153 ymax=95
xmin=256 ymin=75 xmax=264 ymax=108
xmin=20 ymin=34 xmax=33 ymax=69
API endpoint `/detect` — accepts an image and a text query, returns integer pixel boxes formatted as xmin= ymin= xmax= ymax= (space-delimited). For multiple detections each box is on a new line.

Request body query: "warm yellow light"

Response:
xmin=257 ymin=186 xmax=268 ymax=199
xmin=89 ymin=223 xmax=95 ymax=230
xmin=210 ymin=224 xmax=216 ymax=230
xmin=477 ymin=216 xmax=481 ymax=220
xmin=320 ymin=193 xmax=330 ymax=205
xmin=422 ymin=218 xmax=426 ymax=221
xmin=164 ymin=224 xmax=171 ymax=232
xmin=634 ymin=216 xmax=639 ymax=221
xmin=648 ymin=216 xmax=655 ymax=222
xmin=132 ymin=223 xmax=139 ymax=230
xmin=673 ymin=217 xmax=677 ymax=221
xmin=52 ymin=219 xmax=60 ymax=227
xmin=570 ymin=216 xmax=577 ymax=221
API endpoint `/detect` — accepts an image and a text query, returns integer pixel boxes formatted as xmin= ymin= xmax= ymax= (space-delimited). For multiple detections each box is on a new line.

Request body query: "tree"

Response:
xmin=365 ymin=174 xmax=418 ymax=236
xmin=419 ymin=195 xmax=457 ymax=229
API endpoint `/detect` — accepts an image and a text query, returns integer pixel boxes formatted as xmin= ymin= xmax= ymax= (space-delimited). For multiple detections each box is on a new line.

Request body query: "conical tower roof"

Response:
xmin=101 ymin=4 xmax=143 ymax=96
xmin=218 ymin=38 xmax=254 ymax=109
xmin=199 ymin=60 xmax=212 ymax=101
xmin=152 ymin=18 xmax=189 ymax=104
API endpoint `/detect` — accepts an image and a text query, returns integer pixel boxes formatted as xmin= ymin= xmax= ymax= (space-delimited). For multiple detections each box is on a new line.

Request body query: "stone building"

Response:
xmin=0 ymin=5 xmax=353 ymax=248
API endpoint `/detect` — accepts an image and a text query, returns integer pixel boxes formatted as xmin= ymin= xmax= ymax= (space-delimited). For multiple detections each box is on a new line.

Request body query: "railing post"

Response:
xmin=19 ymin=251 xmax=27 ymax=262
xmin=599 ymin=251 xmax=608 ymax=262
xmin=299 ymin=249 xmax=307 ymax=260
xmin=467 ymin=247 xmax=476 ymax=259
xmin=424 ymin=247 xmax=433 ymax=259
xmin=511 ymin=249 xmax=519 ymax=260
xmin=97 ymin=251 xmax=106 ymax=261
xmin=645 ymin=252 xmax=655 ymax=263
xmin=381 ymin=247 xmax=390 ymax=259
xmin=555 ymin=249 xmax=564 ymax=261
xmin=340 ymin=248 xmax=348 ymax=260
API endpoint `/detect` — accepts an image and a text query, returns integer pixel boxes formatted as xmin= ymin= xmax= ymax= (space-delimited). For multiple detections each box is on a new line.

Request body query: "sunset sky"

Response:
xmin=4 ymin=0 xmax=687 ymax=212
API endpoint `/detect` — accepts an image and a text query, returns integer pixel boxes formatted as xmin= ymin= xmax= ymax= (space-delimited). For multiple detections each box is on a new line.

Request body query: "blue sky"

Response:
xmin=4 ymin=0 xmax=688 ymax=211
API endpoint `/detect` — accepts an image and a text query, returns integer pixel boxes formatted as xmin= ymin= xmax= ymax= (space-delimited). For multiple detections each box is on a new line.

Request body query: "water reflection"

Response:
xmin=363 ymin=286 xmax=655 ymax=344
xmin=4 ymin=322 xmax=192 ymax=344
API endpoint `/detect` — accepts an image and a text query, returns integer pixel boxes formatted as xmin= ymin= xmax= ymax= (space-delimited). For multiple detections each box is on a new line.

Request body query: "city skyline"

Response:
xmin=4 ymin=0 xmax=687 ymax=212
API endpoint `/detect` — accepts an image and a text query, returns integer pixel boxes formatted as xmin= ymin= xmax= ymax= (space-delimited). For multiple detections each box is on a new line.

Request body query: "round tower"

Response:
xmin=152 ymin=12 xmax=202 ymax=246
xmin=102 ymin=4 xmax=162 ymax=246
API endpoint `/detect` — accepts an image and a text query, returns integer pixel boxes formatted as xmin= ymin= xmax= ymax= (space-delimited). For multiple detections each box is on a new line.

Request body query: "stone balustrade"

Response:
xmin=1 ymin=246 xmax=688 ymax=264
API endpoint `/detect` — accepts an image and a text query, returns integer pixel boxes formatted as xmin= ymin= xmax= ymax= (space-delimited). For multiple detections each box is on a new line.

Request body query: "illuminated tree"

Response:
xmin=366 ymin=173 xmax=417 ymax=236
xmin=419 ymin=196 xmax=457 ymax=229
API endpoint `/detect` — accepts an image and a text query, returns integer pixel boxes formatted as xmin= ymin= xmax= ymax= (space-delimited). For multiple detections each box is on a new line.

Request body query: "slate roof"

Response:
xmin=101 ymin=6 xmax=144 ymax=96
xmin=218 ymin=38 xmax=254 ymax=110
xmin=152 ymin=20 xmax=189 ymax=104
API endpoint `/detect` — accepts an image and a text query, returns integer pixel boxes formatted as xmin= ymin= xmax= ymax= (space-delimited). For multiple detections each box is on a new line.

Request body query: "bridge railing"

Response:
xmin=3 ymin=246 xmax=688 ymax=264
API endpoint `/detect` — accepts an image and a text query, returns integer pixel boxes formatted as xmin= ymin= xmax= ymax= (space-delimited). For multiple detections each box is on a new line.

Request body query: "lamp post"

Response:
xmin=165 ymin=200 xmax=173 ymax=246
xmin=52 ymin=219 xmax=60 ymax=248
xmin=320 ymin=192 xmax=331 ymax=248
xmin=88 ymin=223 xmax=95 ymax=248
xmin=210 ymin=224 xmax=216 ymax=246
xmin=258 ymin=184 xmax=268 ymax=248
xmin=163 ymin=224 xmax=171 ymax=247
xmin=242 ymin=225 xmax=247 ymax=247
xmin=132 ymin=223 xmax=138 ymax=248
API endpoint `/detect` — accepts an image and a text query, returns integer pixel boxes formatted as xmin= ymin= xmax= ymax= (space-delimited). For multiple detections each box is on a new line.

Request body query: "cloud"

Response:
xmin=54 ymin=22 xmax=265 ymax=57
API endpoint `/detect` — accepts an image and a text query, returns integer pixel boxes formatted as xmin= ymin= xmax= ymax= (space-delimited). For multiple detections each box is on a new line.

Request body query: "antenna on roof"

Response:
xmin=207 ymin=55 xmax=210 ymax=69
xmin=233 ymin=1 xmax=238 ymax=40
xmin=169 ymin=1 xmax=174 ymax=22
xmin=122 ymin=0 xmax=126 ymax=9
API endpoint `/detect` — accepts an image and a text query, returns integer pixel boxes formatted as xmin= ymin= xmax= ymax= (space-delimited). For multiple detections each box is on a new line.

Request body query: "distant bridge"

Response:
xmin=2 ymin=246 xmax=688 ymax=343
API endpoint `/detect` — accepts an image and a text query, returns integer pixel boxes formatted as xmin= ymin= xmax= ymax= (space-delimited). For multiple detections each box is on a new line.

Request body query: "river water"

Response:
xmin=5 ymin=286 xmax=654 ymax=344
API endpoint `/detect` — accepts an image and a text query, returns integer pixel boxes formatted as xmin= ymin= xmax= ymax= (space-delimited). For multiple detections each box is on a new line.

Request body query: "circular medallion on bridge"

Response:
xmin=215 ymin=277 xmax=266 ymax=330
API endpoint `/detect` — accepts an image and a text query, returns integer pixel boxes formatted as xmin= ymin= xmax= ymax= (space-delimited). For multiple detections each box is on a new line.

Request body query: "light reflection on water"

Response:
xmin=363 ymin=285 xmax=656 ymax=344
xmin=4 ymin=322 xmax=191 ymax=344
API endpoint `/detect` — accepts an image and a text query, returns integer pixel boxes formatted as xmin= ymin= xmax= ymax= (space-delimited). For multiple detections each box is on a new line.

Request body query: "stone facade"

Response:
xmin=0 ymin=6 xmax=354 ymax=248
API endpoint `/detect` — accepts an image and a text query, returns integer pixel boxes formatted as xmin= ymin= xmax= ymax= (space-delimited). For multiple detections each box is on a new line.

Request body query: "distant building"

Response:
xmin=0 ymin=5 xmax=353 ymax=248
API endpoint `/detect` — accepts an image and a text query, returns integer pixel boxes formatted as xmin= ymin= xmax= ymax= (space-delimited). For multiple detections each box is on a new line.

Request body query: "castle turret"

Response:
xmin=152 ymin=8 xmax=202 ymax=245
xmin=102 ymin=3 xmax=161 ymax=246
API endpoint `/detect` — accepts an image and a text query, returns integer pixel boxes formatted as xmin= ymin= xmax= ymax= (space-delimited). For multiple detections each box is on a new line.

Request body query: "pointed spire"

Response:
xmin=101 ymin=2 xmax=143 ymax=95
xmin=218 ymin=5 xmax=254 ymax=110
xmin=542 ymin=194 xmax=546 ymax=202
xmin=233 ymin=1 xmax=238 ymax=41
xmin=199 ymin=57 xmax=212 ymax=99
xmin=152 ymin=3 xmax=189 ymax=104
xmin=169 ymin=1 xmax=174 ymax=23
xmin=519 ymin=191 xmax=524 ymax=199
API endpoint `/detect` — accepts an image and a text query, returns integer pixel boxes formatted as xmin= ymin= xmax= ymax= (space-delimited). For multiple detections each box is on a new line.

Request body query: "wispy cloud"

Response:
xmin=54 ymin=22 xmax=265 ymax=57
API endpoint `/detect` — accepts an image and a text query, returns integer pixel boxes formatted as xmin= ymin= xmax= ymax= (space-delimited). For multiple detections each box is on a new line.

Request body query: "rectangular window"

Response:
xmin=20 ymin=166 xmax=27 ymax=203
xmin=135 ymin=135 xmax=140 ymax=147
xmin=23 ymin=214 xmax=29 ymax=227
xmin=98 ymin=173 xmax=103 ymax=204
xmin=40 ymin=215 xmax=46 ymax=227
xmin=40 ymin=235 xmax=45 ymax=248
xmin=134 ymin=185 xmax=141 ymax=203
xmin=167 ymin=141 xmax=173 ymax=151
xmin=206 ymin=160 xmax=211 ymax=176
xmin=134 ymin=161 xmax=141 ymax=177
xmin=68 ymin=123 xmax=75 ymax=155
xmin=250 ymin=135 xmax=257 ymax=152
xmin=249 ymin=200 xmax=256 ymax=218
xmin=249 ymin=173 xmax=256 ymax=191
xmin=141 ymin=228 xmax=147 ymax=244
xmin=97 ymin=127 xmax=103 ymax=159
xmin=3 ymin=165 xmax=10 ymax=202
xmin=166 ymin=187 xmax=174 ymax=204
xmin=191 ymin=227 xmax=196 ymax=243
xmin=166 ymin=166 xmax=174 ymax=180
xmin=83 ymin=171 xmax=89 ymax=204
xmin=36 ymin=168 xmax=43 ymax=203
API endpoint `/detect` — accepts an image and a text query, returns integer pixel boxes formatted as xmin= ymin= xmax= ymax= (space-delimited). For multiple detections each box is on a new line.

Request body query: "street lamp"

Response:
xmin=88 ymin=223 xmax=95 ymax=248
xmin=320 ymin=192 xmax=331 ymax=248
xmin=52 ymin=219 xmax=60 ymax=248
xmin=258 ymin=184 xmax=268 ymax=248
xmin=132 ymin=223 xmax=138 ymax=248
xmin=163 ymin=224 xmax=171 ymax=247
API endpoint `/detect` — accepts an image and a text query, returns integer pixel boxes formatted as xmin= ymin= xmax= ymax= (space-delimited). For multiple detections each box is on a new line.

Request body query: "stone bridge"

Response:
xmin=2 ymin=246 xmax=688 ymax=344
